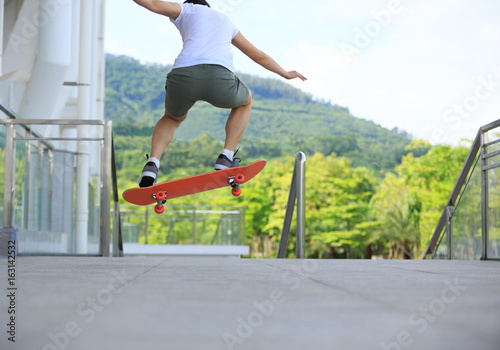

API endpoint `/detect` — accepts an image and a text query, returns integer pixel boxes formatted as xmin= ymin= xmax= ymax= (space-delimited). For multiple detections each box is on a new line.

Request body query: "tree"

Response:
xmin=371 ymin=173 xmax=421 ymax=259
xmin=371 ymin=141 xmax=470 ymax=258
xmin=306 ymin=153 xmax=378 ymax=259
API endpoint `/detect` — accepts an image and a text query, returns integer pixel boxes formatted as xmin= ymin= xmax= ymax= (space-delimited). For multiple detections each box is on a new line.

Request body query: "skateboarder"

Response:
xmin=133 ymin=0 xmax=306 ymax=187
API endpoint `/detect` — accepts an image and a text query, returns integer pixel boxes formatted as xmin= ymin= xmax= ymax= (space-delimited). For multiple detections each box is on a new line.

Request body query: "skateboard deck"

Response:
xmin=122 ymin=160 xmax=266 ymax=213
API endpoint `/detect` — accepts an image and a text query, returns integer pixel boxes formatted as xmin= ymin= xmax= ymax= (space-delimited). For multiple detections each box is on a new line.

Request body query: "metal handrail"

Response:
xmin=277 ymin=152 xmax=306 ymax=259
xmin=0 ymin=110 xmax=123 ymax=257
xmin=422 ymin=131 xmax=481 ymax=258
xmin=423 ymin=119 xmax=500 ymax=259
xmin=111 ymin=136 xmax=124 ymax=257
xmin=0 ymin=102 xmax=17 ymax=119
xmin=1 ymin=103 xmax=55 ymax=150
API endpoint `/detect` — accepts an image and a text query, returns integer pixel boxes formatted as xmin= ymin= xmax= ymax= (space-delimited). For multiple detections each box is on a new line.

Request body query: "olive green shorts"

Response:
xmin=165 ymin=64 xmax=250 ymax=118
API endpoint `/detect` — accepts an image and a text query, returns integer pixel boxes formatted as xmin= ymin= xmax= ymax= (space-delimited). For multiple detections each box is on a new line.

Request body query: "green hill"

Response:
xmin=105 ymin=54 xmax=415 ymax=172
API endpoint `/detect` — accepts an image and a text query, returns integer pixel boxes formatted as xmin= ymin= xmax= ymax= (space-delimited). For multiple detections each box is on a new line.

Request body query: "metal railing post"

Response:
xmin=111 ymin=135 xmax=124 ymax=257
xmin=481 ymin=131 xmax=489 ymax=260
xmin=100 ymin=121 xmax=112 ymax=257
xmin=277 ymin=167 xmax=297 ymax=258
xmin=278 ymin=152 xmax=306 ymax=259
xmin=296 ymin=152 xmax=306 ymax=259
xmin=3 ymin=123 xmax=15 ymax=228
xmin=446 ymin=206 xmax=453 ymax=260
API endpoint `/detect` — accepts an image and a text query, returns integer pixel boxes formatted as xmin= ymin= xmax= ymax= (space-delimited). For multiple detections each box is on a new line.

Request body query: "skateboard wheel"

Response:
xmin=156 ymin=191 xmax=166 ymax=201
xmin=154 ymin=204 xmax=165 ymax=214
xmin=232 ymin=187 xmax=242 ymax=197
xmin=235 ymin=174 xmax=245 ymax=183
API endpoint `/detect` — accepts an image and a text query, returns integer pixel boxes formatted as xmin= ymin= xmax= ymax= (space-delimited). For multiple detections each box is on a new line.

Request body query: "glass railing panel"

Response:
xmin=118 ymin=205 xmax=244 ymax=246
xmin=484 ymin=130 xmax=500 ymax=258
xmin=0 ymin=124 xmax=5 ymax=227
xmin=14 ymin=139 xmax=102 ymax=255
xmin=451 ymin=159 xmax=482 ymax=260
xmin=432 ymin=226 xmax=448 ymax=260
xmin=487 ymin=166 xmax=500 ymax=258
xmin=484 ymin=130 xmax=500 ymax=167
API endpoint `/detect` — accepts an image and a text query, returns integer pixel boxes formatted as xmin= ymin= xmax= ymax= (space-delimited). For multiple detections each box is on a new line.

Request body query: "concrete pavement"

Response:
xmin=1 ymin=257 xmax=500 ymax=350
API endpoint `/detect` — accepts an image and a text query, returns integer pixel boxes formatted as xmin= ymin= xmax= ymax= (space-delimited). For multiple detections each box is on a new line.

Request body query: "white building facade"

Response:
xmin=1 ymin=0 xmax=107 ymax=255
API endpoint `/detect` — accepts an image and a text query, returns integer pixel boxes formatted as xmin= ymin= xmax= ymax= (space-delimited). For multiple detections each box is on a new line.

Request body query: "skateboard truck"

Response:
xmin=228 ymin=174 xmax=245 ymax=197
xmin=151 ymin=174 xmax=244 ymax=214
xmin=153 ymin=190 xmax=167 ymax=214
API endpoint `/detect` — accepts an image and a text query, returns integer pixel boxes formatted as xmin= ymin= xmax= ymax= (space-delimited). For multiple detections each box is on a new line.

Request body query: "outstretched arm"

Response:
xmin=133 ymin=0 xmax=181 ymax=19
xmin=232 ymin=32 xmax=307 ymax=81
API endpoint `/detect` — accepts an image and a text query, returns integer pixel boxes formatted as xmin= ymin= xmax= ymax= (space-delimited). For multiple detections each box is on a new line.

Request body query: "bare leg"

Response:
xmin=139 ymin=111 xmax=187 ymax=187
xmin=223 ymin=91 xmax=252 ymax=151
xmin=150 ymin=111 xmax=187 ymax=159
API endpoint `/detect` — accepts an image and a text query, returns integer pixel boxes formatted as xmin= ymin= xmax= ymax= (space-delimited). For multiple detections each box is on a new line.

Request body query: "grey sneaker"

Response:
xmin=139 ymin=157 xmax=158 ymax=188
xmin=214 ymin=149 xmax=241 ymax=170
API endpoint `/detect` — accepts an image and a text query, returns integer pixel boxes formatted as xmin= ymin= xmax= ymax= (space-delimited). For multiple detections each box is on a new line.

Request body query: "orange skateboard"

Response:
xmin=122 ymin=160 xmax=266 ymax=214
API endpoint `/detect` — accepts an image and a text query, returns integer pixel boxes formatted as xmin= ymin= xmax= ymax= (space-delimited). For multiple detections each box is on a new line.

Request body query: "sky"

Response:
xmin=105 ymin=0 xmax=500 ymax=145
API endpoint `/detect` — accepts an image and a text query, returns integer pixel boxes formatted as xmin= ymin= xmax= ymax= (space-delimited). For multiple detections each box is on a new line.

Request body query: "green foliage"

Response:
xmin=104 ymin=54 xmax=472 ymax=259
xmin=105 ymin=54 xmax=413 ymax=174
xmin=398 ymin=143 xmax=470 ymax=247
xmin=370 ymin=142 xmax=470 ymax=258
xmin=0 ymin=55 xmax=475 ymax=260
xmin=307 ymin=154 xmax=379 ymax=259
xmin=370 ymin=173 xmax=422 ymax=259
xmin=105 ymin=55 xmax=169 ymax=126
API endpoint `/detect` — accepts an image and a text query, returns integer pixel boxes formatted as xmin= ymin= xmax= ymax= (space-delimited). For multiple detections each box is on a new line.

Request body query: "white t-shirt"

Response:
xmin=171 ymin=4 xmax=239 ymax=72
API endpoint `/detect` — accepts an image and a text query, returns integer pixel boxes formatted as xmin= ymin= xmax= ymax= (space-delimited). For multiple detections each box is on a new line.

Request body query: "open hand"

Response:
xmin=285 ymin=71 xmax=307 ymax=81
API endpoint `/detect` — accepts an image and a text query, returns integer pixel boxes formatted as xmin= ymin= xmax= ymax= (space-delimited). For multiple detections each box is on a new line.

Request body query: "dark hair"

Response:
xmin=184 ymin=0 xmax=210 ymax=7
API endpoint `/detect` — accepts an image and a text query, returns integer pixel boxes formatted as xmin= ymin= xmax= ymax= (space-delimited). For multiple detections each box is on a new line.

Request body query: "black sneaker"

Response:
xmin=139 ymin=159 xmax=159 ymax=188
xmin=214 ymin=149 xmax=241 ymax=170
